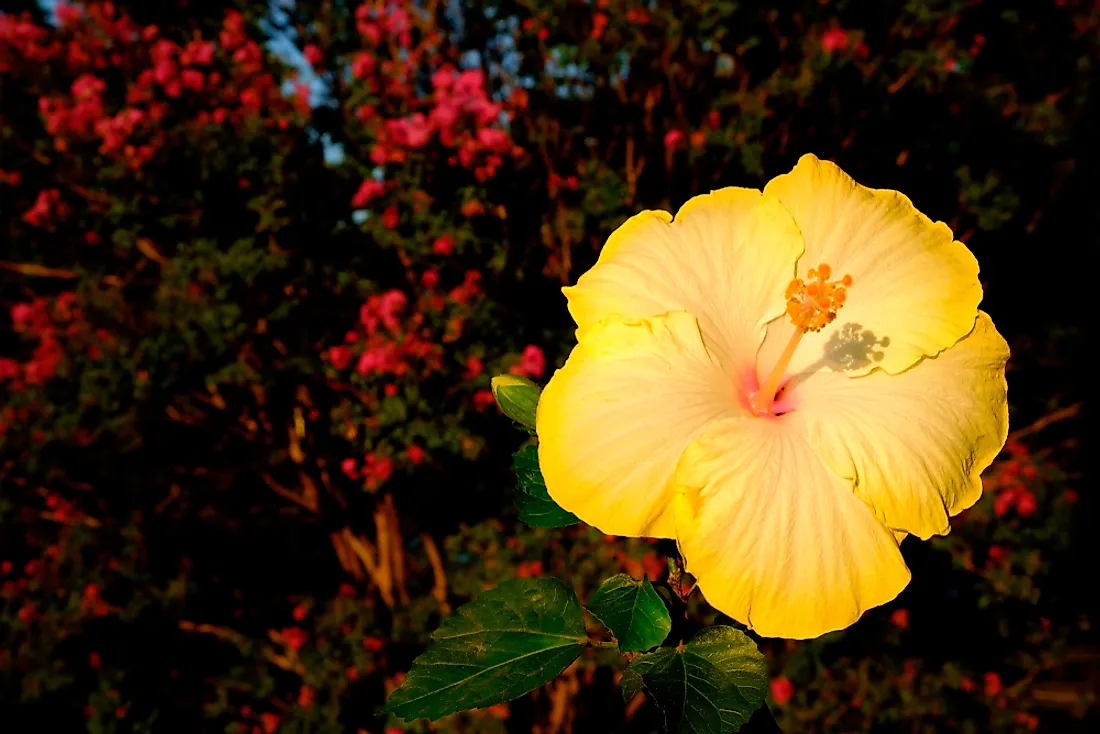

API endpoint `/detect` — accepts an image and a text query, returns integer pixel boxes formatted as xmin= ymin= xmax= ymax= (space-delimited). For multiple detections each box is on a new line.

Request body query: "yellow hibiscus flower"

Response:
xmin=536 ymin=154 xmax=1009 ymax=640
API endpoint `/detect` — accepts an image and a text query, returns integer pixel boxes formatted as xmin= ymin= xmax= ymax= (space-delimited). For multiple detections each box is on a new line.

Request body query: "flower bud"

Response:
xmin=490 ymin=374 xmax=540 ymax=429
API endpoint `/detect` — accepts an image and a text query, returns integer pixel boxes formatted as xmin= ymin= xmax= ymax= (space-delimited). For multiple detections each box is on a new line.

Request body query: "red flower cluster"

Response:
xmin=820 ymin=27 xmax=870 ymax=59
xmin=0 ymin=12 xmax=62 ymax=70
xmin=342 ymin=453 xmax=395 ymax=491
xmin=21 ymin=189 xmax=70 ymax=229
xmin=447 ymin=270 xmax=482 ymax=306
xmin=354 ymin=452 xmax=395 ymax=490
xmin=81 ymin=583 xmax=110 ymax=617
xmin=508 ymin=345 xmax=546 ymax=379
xmin=280 ymin=626 xmax=308 ymax=652
xmin=515 ymin=560 xmax=544 ymax=578
xmin=39 ymin=66 xmax=160 ymax=167
xmin=326 ymin=288 xmax=444 ymax=383
xmin=9 ymin=4 xmax=307 ymax=174
xmin=356 ymin=62 xmax=519 ymax=183
xmin=4 ymin=295 xmax=75 ymax=386
xmin=984 ymin=442 xmax=1040 ymax=518
xmin=355 ymin=2 xmax=411 ymax=49
xmin=351 ymin=179 xmax=385 ymax=208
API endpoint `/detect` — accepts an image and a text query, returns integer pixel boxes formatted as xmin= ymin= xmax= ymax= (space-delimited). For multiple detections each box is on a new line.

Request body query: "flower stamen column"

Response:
xmin=750 ymin=265 xmax=851 ymax=415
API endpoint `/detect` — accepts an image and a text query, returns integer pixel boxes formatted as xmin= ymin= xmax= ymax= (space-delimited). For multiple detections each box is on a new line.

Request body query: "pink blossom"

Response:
xmin=770 ymin=677 xmax=794 ymax=705
xmin=477 ymin=127 xmax=510 ymax=152
xmin=473 ymin=389 xmax=496 ymax=409
xmin=351 ymin=52 xmax=375 ymax=79
xmin=303 ymin=44 xmax=323 ymax=66
xmin=465 ymin=98 xmax=501 ymax=126
xmin=386 ymin=113 xmax=431 ymax=148
xmin=983 ymin=672 xmax=1002 ymax=697
xmin=378 ymin=290 xmax=407 ymax=331
xmin=821 ymin=28 xmax=850 ymax=53
xmin=432 ymin=235 xmax=455 ymax=255
xmin=25 ymin=338 xmax=63 ymax=384
xmin=10 ymin=303 xmax=35 ymax=326
xmin=431 ymin=66 xmax=456 ymax=90
xmin=71 ymin=74 xmax=106 ymax=100
xmin=358 ymin=22 xmax=382 ymax=45
xmin=453 ymin=69 xmax=486 ymax=97
xmin=362 ymin=453 xmax=393 ymax=489
xmin=340 ymin=458 xmax=358 ymax=478
xmin=448 ymin=270 xmax=482 ymax=305
xmin=1016 ymin=490 xmax=1037 ymax=517
xmin=55 ymin=2 xmax=82 ymax=27
xmin=153 ymin=59 xmax=177 ymax=86
xmin=328 ymin=345 xmax=352 ymax=370
xmin=890 ymin=608 xmax=909 ymax=629
xmin=429 ymin=101 xmax=460 ymax=130
xmin=181 ymin=40 xmax=215 ymax=66
xmin=182 ymin=68 xmax=204 ymax=90
xmin=0 ymin=358 xmax=20 ymax=381
xmin=356 ymin=344 xmax=398 ymax=376
xmin=22 ymin=189 xmax=67 ymax=228
xmin=510 ymin=345 xmax=546 ymax=378
xmin=994 ymin=489 xmax=1016 ymax=517
xmin=351 ymin=179 xmax=384 ymax=208
xmin=359 ymin=301 xmax=379 ymax=334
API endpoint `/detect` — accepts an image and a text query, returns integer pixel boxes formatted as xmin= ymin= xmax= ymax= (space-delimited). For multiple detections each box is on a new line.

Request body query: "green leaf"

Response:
xmin=513 ymin=444 xmax=580 ymax=528
xmin=621 ymin=626 xmax=768 ymax=733
xmin=385 ymin=577 xmax=588 ymax=722
xmin=621 ymin=667 xmax=645 ymax=701
xmin=586 ymin=574 xmax=671 ymax=652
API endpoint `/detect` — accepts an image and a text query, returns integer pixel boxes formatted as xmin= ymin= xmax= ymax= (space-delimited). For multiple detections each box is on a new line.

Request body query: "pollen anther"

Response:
xmin=785 ymin=264 xmax=852 ymax=333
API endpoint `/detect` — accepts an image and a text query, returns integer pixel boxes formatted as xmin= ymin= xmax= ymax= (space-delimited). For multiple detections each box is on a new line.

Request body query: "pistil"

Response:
xmin=749 ymin=264 xmax=852 ymax=416
xmin=750 ymin=327 xmax=804 ymax=415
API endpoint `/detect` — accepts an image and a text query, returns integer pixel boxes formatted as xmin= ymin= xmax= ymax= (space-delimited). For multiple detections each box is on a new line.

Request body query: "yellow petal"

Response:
xmin=564 ymin=188 xmax=803 ymax=374
xmin=759 ymin=154 xmax=982 ymax=377
xmin=536 ymin=312 xmax=740 ymax=538
xmin=674 ymin=415 xmax=910 ymax=639
xmin=793 ymin=312 xmax=1010 ymax=539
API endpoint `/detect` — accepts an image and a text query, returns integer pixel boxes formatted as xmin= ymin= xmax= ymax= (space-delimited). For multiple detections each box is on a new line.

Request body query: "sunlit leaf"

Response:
xmin=385 ymin=577 xmax=588 ymax=722
xmin=622 ymin=626 xmax=767 ymax=733
xmin=586 ymin=574 xmax=671 ymax=652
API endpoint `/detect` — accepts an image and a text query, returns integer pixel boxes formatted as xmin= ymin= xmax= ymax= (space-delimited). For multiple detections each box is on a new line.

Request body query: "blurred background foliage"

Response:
xmin=0 ymin=0 xmax=1093 ymax=732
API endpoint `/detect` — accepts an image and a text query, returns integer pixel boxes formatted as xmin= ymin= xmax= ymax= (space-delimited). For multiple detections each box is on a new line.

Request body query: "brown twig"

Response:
xmin=887 ymin=64 xmax=918 ymax=95
xmin=330 ymin=532 xmax=365 ymax=580
xmin=1008 ymin=403 xmax=1081 ymax=442
xmin=262 ymin=472 xmax=319 ymax=512
xmin=178 ymin=620 xmax=248 ymax=647
xmin=154 ymin=483 xmax=181 ymax=513
xmin=421 ymin=533 xmax=450 ymax=614
xmin=344 ymin=527 xmax=395 ymax=607
xmin=41 ymin=511 xmax=102 ymax=528
xmin=384 ymin=496 xmax=409 ymax=605
xmin=0 ymin=260 xmax=78 ymax=279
